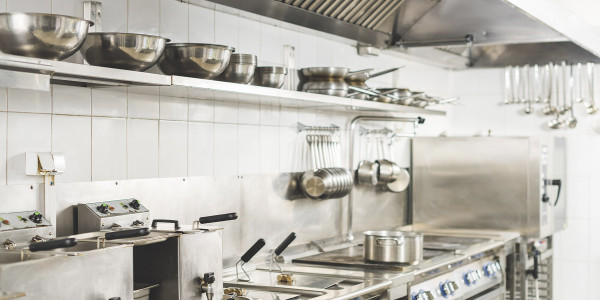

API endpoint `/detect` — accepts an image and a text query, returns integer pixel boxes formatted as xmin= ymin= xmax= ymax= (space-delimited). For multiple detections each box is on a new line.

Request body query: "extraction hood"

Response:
xmin=200 ymin=0 xmax=600 ymax=69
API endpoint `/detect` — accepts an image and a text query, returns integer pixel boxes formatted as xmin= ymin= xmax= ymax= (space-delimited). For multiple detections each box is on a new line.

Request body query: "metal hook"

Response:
xmin=235 ymin=259 xmax=251 ymax=282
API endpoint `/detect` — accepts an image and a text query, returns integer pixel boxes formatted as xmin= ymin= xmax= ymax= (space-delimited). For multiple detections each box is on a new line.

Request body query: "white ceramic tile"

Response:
xmin=7 ymin=113 xmax=51 ymax=185
xmin=127 ymin=119 xmax=159 ymax=179
xmin=297 ymin=108 xmax=316 ymax=124
xmin=91 ymin=117 xmax=127 ymax=181
xmin=294 ymin=32 xmax=318 ymax=68
xmin=237 ymin=17 xmax=260 ymax=55
xmin=213 ymin=124 xmax=237 ymax=176
xmin=590 ymin=219 xmax=600 ymax=262
xmin=566 ymin=177 xmax=589 ymax=219
xmin=52 ymin=0 xmax=83 ymax=17
xmin=560 ymin=261 xmax=589 ymax=300
xmin=160 ymin=96 xmax=188 ymax=121
xmin=260 ymin=23 xmax=282 ymax=65
xmin=91 ymin=89 xmax=127 ymax=117
xmin=559 ymin=219 xmax=589 ymax=261
xmin=100 ymin=0 xmax=127 ymax=32
xmin=237 ymin=125 xmax=259 ymax=174
xmin=160 ymin=0 xmax=188 ymax=43
xmin=214 ymin=101 xmax=238 ymax=124
xmin=189 ymin=99 xmax=214 ymax=122
xmin=259 ymin=126 xmax=279 ymax=173
xmin=0 ymin=0 xmax=6 ymax=13
xmin=188 ymin=122 xmax=213 ymax=176
xmin=279 ymin=126 xmax=297 ymax=172
xmin=128 ymin=0 xmax=160 ymax=35
xmin=315 ymin=38 xmax=334 ymax=67
xmin=7 ymin=89 xmax=51 ymax=113
xmin=52 ymin=85 xmax=91 ymax=115
xmin=259 ymin=104 xmax=279 ymax=125
xmin=238 ymin=103 xmax=259 ymax=125
xmin=589 ymin=176 xmax=600 ymax=220
xmin=214 ymin=11 xmax=238 ymax=49
xmin=52 ymin=115 xmax=91 ymax=183
xmin=0 ymin=88 xmax=6 ymax=111
xmin=279 ymin=106 xmax=298 ymax=127
xmin=159 ymin=120 xmax=187 ymax=177
xmin=0 ymin=112 xmax=6 ymax=185
xmin=566 ymin=136 xmax=590 ymax=177
xmin=188 ymin=4 xmax=214 ymax=43
xmin=589 ymin=261 xmax=600 ymax=298
xmin=128 ymin=93 xmax=159 ymax=119
xmin=7 ymin=0 xmax=50 ymax=12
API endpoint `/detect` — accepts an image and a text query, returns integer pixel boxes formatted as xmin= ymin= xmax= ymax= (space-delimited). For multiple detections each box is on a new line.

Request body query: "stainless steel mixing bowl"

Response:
xmin=79 ymin=32 xmax=169 ymax=71
xmin=252 ymin=66 xmax=287 ymax=88
xmin=216 ymin=53 xmax=257 ymax=84
xmin=0 ymin=13 xmax=93 ymax=60
xmin=158 ymin=43 xmax=235 ymax=79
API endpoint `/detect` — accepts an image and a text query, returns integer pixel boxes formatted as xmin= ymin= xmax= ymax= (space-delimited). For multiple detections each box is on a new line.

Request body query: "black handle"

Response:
xmin=199 ymin=213 xmax=238 ymax=224
xmin=105 ymin=228 xmax=150 ymax=240
xmin=241 ymin=238 xmax=266 ymax=263
xmin=151 ymin=219 xmax=180 ymax=229
xmin=526 ymin=250 xmax=540 ymax=280
xmin=274 ymin=232 xmax=297 ymax=256
xmin=29 ymin=238 xmax=77 ymax=252
xmin=417 ymin=117 xmax=425 ymax=124
xmin=544 ymin=179 xmax=562 ymax=206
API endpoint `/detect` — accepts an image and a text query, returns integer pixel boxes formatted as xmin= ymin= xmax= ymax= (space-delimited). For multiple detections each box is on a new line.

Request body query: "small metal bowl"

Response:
xmin=252 ymin=66 xmax=287 ymax=88
xmin=79 ymin=32 xmax=169 ymax=71
xmin=158 ymin=43 xmax=235 ymax=79
xmin=216 ymin=53 xmax=257 ymax=84
xmin=0 ymin=12 xmax=93 ymax=60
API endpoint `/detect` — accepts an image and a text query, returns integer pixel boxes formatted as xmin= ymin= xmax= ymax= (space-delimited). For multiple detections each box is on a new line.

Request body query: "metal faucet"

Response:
xmin=2 ymin=238 xmax=15 ymax=250
xmin=198 ymin=272 xmax=215 ymax=300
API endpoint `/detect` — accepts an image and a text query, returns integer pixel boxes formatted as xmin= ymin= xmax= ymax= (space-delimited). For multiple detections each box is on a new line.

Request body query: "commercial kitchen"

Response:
xmin=0 ymin=0 xmax=596 ymax=299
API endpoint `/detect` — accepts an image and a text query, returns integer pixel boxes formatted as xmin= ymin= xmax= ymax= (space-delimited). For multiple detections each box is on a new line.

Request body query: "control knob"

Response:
xmin=483 ymin=261 xmax=501 ymax=277
xmin=439 ymin=280 xmax=458 ymax=298
xmin=412 ymin=290 xmax=434 ymax=300
xmin=96 ymin=204 xmax=110 ymax=214
xmin=464 ymin=270 xmax=481 ymax=286
xmin=129 ymin=199 xmax=141 ymax=210
xmin=28 ymin=212 xmax=43 ymax=224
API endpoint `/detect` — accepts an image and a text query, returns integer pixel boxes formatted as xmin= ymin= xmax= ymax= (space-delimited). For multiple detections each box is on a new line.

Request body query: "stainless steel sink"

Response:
xmin=0 ymin=251 xmax=59 ymax=264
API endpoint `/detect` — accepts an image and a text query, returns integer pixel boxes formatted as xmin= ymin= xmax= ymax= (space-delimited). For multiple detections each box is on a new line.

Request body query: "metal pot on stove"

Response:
xmin=363 ymin=231 xmax=423 ymax=264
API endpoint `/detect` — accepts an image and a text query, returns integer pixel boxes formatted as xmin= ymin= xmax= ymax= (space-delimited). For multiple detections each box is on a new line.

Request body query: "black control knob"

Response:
xmin=29 ymin=212 xmax=43 ymax=224
xmin=203 ymin=272 xmax=215 ymax=284
xmin=129 ymin=199 xmax=141 ymax=210
xmin=96 ymin=204 xmax=109 ymax=214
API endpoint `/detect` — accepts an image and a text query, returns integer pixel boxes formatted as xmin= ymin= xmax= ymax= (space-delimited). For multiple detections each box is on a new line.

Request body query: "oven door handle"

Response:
xmin=544 ymin=179 xmax=562 ymax=206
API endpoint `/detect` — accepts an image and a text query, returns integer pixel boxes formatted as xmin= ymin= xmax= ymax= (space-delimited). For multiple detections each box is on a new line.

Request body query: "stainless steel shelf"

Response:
xmin=0 ymin=54 xmax=445 ymax=115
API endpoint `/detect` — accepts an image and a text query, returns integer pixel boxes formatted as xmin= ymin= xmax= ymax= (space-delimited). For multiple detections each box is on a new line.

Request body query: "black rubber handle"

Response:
xmin=274 ymin=232 xmax=297 ymax=256
xmin=241 ymin=238 xmax=266 ymax=263
xmin=199 ymin=213 xmax=238 ymax=224
xmin=552 ymin=179 xmax=562 ymax=206
xmin=29 ymin=238 xmax=77 ymax=252
xmin=105 ymin=228 xmax=150 ymax=240
xmin=151 ymin=219 xmax=180 ymax=229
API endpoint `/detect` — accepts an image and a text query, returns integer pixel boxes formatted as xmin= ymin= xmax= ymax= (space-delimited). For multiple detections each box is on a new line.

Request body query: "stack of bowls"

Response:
xmin=300 ymin=67 xmax=349 ymax=96
xmin=158 ymin=43 xmax=235 ymax=79
xmin=252 ymin=66 xmax=287 ymax=88
xmin=79 ymin=33 xmax=169 ymax=71
xmin=216 ymin=53 xmax=257 ymax=84
xmin=0 ymin=12 xmax=93 ymax=60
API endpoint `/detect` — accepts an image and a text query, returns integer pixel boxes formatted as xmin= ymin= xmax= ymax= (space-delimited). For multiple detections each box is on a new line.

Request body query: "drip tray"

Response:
xmin=244 ymin=290 xmax=300 ymax=300
xmin=277 ymin=274 xmax=343 ymax=289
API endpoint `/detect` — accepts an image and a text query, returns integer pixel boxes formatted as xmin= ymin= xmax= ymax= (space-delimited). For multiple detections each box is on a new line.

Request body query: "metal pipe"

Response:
xmin=396 ymin=35 xmax=474 ymax=48
xmin=346 ymin=115 xmax=424 ymax=242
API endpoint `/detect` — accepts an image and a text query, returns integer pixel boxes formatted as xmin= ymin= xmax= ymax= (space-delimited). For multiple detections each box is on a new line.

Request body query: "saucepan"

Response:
xmin=363 ymin=230 xmax=423 ymax=264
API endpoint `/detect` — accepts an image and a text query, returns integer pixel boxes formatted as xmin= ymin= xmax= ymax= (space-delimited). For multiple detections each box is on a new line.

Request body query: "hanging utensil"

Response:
xmin=560 ymin=61 xmax=570 ymax=115
xmin=542 ymin=63 xmax=556 ymax=115
xmin=548 ymin=64 xmax=563 ymax=129
xmin=567 ymin=67 xmax=578 ymax=128
xmin=523 ymin=65 xmax=532 ymax=114
xmin=586 ymin=63 xmax=598 ymax=114
xmin=504 ymin=66 xmax=513 ymax=104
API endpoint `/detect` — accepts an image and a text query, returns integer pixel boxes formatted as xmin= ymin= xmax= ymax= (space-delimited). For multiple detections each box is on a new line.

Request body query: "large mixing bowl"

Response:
xmin=158 ymin=43 xmax=235 ymax=79
xmin=0 ymin=13 xmax=93 ymax=60
xmin=252 ymin=66 xmax=287 ymax=88
xmin=79 ymin=32 xmax=169 ymax=71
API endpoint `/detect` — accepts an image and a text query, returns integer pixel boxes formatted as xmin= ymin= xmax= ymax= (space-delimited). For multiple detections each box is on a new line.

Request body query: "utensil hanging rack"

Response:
xmin=346 ymin=115 xmax=425 ymax=242
xmin=297 ymin=122 xmax=340 ymax=134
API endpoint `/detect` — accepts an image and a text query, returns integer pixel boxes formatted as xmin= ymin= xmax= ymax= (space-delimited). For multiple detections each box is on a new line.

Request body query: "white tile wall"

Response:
xmin=213 ymin=123 xmax=237 ymax=176
xmin=0 ymin=112 xmax=6 ymax=185
xmin=188 ymin=4 xmax=215 ymax=43
xmin=100 ymin=0 xmax=128 ymax=32
xmin=7 ymin=0 xmax=51 ymax=13
xmin=189 ymin=99 xmax=214 ymax=122
xmin=128 ymin=93 xmax=159 ymax=119
xmin=128 ymin=0 xmax=160 ymax=35
xmin=188 ymin=122 xmax=213 ymax=176
xmin=160 ymin=0 xmax=188 ymax=43
xmin=53 ymin=85 xmax=91 ymax=115
xmin=7 ymin=89 xmax=51 ymax=114
xmin=160 ymin=96 xmax=188 ymax=121
xmin=52 ymin=115 xmax=91 ymax=183
xmin=215 ymin=11 xmax=239 ymax=50
xmin=127 ymin=119 xmax=159 ymax=179
xmin=259 ymin=126 xmax=279 ymax=173
xmin=6 ymin=113 xmax=51 ymax=185
xmin=92 ymin=89 xmax=127 ymax=118
xmin=159 ymin=120 xmax=187 ymax=177
xmin=91 ymin=117 xmax=126 ymax=181
xmin=0 ymin=88 xmax=6 ymax=111
xmin=237 ymin=125 xmax=259 ymax=174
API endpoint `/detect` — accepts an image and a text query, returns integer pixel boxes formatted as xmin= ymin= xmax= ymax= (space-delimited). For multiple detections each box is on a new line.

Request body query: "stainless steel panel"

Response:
xmin=179 ymin=230 xmax=224 ymax=300
xmin=0 ymin=245 xmax=133 ymax=299
xmin=411 ymin=137 xmax=565 ymax=239
xmin=0 ymin=70 xmax=49 ymax=91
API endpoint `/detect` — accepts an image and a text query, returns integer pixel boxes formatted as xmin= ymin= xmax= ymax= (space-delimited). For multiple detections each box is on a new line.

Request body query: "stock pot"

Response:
xmin=363 ymin=231 xmax=423 ymax=264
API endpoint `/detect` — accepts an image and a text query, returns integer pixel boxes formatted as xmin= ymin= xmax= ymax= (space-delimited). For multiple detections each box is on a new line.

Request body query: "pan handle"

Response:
xmin=348 ymin=86 xmax=379 ymax=96
xmin=368 ymin=67 xmax=403 ymax=79
xmin=274 ymin=232 xmax=297 ymax=256
xmin=241 ymin=238 xmax=266 ymax=263
xmin=105 ymin=228 xmax=151 ymax=240
xmin=151 ymin=219 xmax=181 ymax=229
xmin=199 ymin=213 xmax=238 ymax=224
xmin=29 ymin=238 xmax=77 ymax=252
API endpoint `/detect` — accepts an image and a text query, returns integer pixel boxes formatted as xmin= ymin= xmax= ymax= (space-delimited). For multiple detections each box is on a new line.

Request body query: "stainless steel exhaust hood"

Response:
xmin=200 ymin=0 xmax=600 ymax=69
